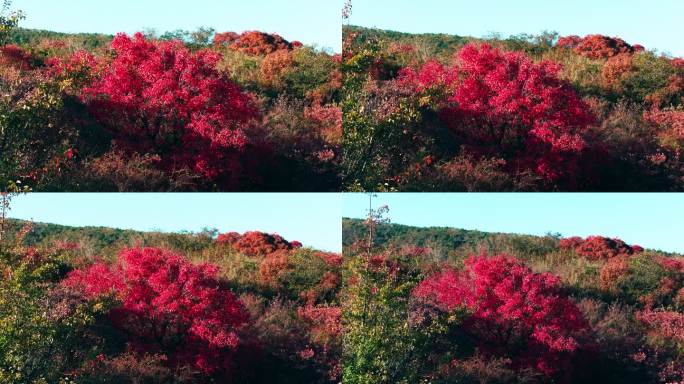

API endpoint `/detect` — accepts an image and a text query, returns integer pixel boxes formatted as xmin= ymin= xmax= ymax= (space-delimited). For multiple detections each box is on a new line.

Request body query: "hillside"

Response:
xmin=342 ymin=217 xmax=684 ymax=383
xmin=343 ymin=217 xmax=681 ymax=259
xmin=1 ymin=23 xmax=341 ymax=192
xmin=8 ymin=27 xmax=113 ymax=48
xmin=342 ymin=25 xmax=684 ymax=192
xmin=0 ymin=219 xmax=343 ymax=383
xmin=343 ymin=25 xmax=472 ymax=60
xmin=4 ymin=218 xmax=225 ymax=258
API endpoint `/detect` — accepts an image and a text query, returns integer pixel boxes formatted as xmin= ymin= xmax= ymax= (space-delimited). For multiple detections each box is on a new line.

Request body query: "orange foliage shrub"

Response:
xmin=216 ymin=31 xmax=297 ymax=56
xmin=602 ymin=53 xmax=634 ymax=89
xmin=560 ymin=236 xmax=643 ymax=260
xmin=216 ymin=231 xmax=301 ymax=256
xmin=599 ymin=257 xmax=630 ymax=291
xmin=297 ymin=305 xmax=342 ymax=338
xmin=557 ymin=34 xmax=642 ymax=59
xmin=300 ymin=270 xmax=342 ymax=305
xmin=260 ymin=49 xmax=294 ymax=88
xmin=259 ymin=250 xmax=291 ymax=286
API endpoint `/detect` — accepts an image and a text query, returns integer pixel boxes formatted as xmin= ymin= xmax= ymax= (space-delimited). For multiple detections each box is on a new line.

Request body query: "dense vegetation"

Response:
xmin=342 ymin=25 xmax=684 ymax=191
xmin=343 ymin=217 xmax=684 ymax=383
xmin=1 ymin=5 xmax=340 ymax=191
xmin=0 ymin=219 xmax=342 ymax=383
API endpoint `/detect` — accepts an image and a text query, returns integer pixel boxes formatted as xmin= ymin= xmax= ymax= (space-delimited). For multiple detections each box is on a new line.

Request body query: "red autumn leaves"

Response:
xmin=556 ymin=34 xmax=684 ymax=154
xmin=62 ymin=247 xmax=248 ymax=374
xmin=60 ymin=231 xmax=343 ymax=378
xmin=67 ymin=33 xmax=261 ymax=187
xmin=217 ymin=231 xmax=341 ymax=293
xmin=414 ymin=254 xmax=588 ymax=377
xmin=2 ymin=27 xmax=341 ymax=191
xmin=556 ymin=34 xmax=644 ymax=59
xmin=559 ymin=236 xmax=645 ymax=291
xmin=344 ymin=27 xmax=684 ymax=191
xmin=217 ymin=230 xmax=301 ymax=256
xmin=560 ymin=235 xmax=644 ymax=260
xmin=213 ymin=31 xmax=302 ymax=55
xmin=644 ymin=108 xmax=684 ymax=150
xmin=400 ymin=43 xmax=595 ymax=184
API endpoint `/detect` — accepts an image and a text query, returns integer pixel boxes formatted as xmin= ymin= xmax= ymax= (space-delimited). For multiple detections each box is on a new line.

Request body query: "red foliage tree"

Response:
xmin=76 ymin=33 xmax=260 ymax=188
xmin=46 ymin=50 xmax=97 ymax=82
xmin=298 ymin=304 xmax=342 ymax=342
xmin=557 ymin=34 xmax=642 ymax=59
xmin=413 ymin=254 xmax=588 ymax=377
xmin=560 ymin=236 xmax=643 ymax=260
xmin=62 ymin=247 xmax=249 ymax=375
xmin=216 ymin=231 xmax=300 ymax=256
xmin=216 ymin=31 xmax=296 ymax=56
xmin=297 ymin=304 xmax=343 ymax=379
xmin=400 ymin=43 xmax=595 ymax=185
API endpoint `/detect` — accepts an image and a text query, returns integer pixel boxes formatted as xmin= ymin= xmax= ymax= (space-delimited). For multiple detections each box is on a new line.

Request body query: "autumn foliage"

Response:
xmin=638 ymin=309 xmax=684 ymax=346
xmin=0 ymin=220 xmax=344 ymax=383
xmin=2 ymin=24 xmax=340 ymax=191
xmin=400 ymin=43 xmax=595 ymax=184
xmin=644 ymin=108 xmax=684 ymax=149
xmin=0 ymin=44 xmax=33 ymax=69
xmin=414 ymin=254 xmax=588 ymax=377
xmin=556 ymin=34 xmax=644 ymax=59
xmin=62 ymin=247 xmax=249 ymax=374
xmin=599 ymin=256 xmax=631 ymax=290
xmin=343 ymin=26 xmax=684 ymax=191
xmin=217 ymin=231 xmax=302 ymax=256
xmin=214 ymin=31 xmax=301 ymax=55
xmin=341 ymin=217 xmax=684 ymax=382
xmin=560 ymin=235 xmax=643 ymax=260
xmin=68 ymin=33 xmax=261 ymax=187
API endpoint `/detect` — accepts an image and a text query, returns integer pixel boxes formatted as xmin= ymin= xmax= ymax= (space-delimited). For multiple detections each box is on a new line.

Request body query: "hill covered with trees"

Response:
xmin=1 ymin=2 xmax=341 ymax=192
xmin=342 ymin=217 xmax=684 ymax=383
xmin=0 ymin=219 xmax=342 ymax=383
xmin=342 ymin=25 xmax=684 ymax=191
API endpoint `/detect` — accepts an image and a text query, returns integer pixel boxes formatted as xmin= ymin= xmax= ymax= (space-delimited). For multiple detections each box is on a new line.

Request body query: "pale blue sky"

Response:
xmin=12 ymin=0 xmax=341 ymax=52
xmin=8 ymin=193 xmax=342 ymax=252
xmin=348 ymin=0 xmax=684 ymax=57
xmin=343 ymin=193 xmax=684 ymax=253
